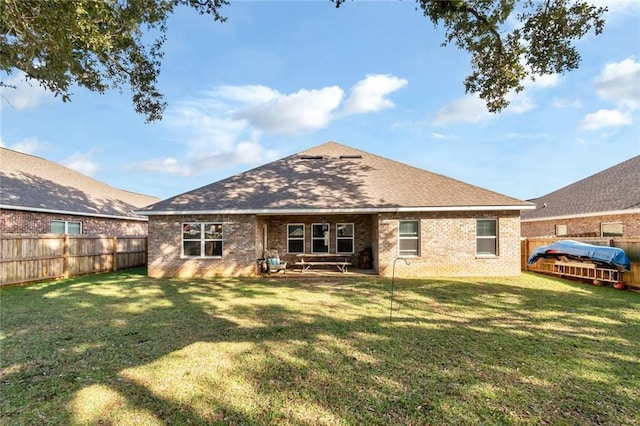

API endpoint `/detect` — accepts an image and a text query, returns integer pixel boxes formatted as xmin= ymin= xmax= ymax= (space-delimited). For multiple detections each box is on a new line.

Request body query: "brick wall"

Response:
xmin=1 ymin=209 xmax=148 ymax=235
xmin=147 ymin=214 xmax=260 ymax=278
xmin=377 ymin=211 xmax=522 ymax=278
xmin=147 ymin=212 xmax=522 ymax=278
xmin=521 ymin=212 xmax=640 ymax=238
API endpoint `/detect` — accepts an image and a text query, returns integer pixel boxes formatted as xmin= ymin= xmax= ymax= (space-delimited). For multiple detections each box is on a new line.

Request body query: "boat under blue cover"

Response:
xmin=527 ymin=240 xmax=631 ymax=271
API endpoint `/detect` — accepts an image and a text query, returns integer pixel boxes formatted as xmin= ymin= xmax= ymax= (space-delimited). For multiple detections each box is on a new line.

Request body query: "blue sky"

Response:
xmin=2 ymin=0 xmax=639 ymax=202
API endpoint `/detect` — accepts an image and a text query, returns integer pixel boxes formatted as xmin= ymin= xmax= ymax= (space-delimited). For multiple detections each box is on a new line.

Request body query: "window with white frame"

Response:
xmin=287 ymin=224 xmax=304 ymax=253
xmin=398 ymin=220 xmax=419 ymax=256
xmin=312 ymin=223 xmax=330 ymax=253
xmin=601 ymin=222 xmax=623 ymax=237
xmin=555 ymin=224 xmax=567 ymax=237
xmin=336 ymin=223 xmax=354 ymax=253
xmin=476 ymin=219 xmax=498 ymax=255
xmin=182 ymin=223 xmax=223 ymax=257
xmin=51 ymin=220 xmax=82 ymax=235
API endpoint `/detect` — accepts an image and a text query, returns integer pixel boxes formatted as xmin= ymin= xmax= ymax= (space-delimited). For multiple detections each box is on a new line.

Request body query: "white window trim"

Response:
xmin=476 ymin=218 xmax=498 ymax=257
xmin=51 ymin=220 xmax=82 ymax=235
xmin=601 ymin=222 xmax=623 ymax=237
xmin=336 ymin=223 xmax=355 ymax=254
xmin=182 ymin=222 xmax=223 ymax=258
xmin=555 ymin=224 xmax=568 ymax=237
xmin=287 ymin=223 xmax=305 ymax=254
xmin=398 ymin=220 xmax=420 ymax=257
xmin=312 ymin=222 xmax=330 ymax=253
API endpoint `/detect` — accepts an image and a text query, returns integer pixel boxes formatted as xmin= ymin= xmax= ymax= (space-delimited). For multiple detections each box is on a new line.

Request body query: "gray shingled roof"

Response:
xmin=1 ymin=148 xmax=159 ymax=219
xmin=140 ymin=142 xmax=533 ymax=214
xmin=522 ymin=155 xmax=640 ymax=221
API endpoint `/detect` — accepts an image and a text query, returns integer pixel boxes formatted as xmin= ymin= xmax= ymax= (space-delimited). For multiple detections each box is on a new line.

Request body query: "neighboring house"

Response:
xmin=1 ymin=148 xmax=159 ymax=235
xmin=139 ymin=142 xmax=534 ymax=278
xmin=521 ymin=155 xmax=640 ymax=238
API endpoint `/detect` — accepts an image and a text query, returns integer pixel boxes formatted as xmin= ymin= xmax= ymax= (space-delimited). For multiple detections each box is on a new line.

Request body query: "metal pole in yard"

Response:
xmin=390 ymin=257 xmax=410 ymax=322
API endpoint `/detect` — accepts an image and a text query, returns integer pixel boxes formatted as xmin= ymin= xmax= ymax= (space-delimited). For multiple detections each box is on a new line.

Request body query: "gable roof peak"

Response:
xmin=140 ymin=140 xmax=532 ymax=214
xmin=300 ymin=141 xmax=367 ymax=157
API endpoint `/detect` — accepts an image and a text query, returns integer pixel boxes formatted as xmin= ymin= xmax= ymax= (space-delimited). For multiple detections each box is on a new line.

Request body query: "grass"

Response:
xmin=1 ymin=269 xmax=639 ymax=425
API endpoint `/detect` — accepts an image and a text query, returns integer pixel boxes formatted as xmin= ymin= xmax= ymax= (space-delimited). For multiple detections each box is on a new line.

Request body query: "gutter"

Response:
xmin=0 ymin=204 xmax=149 ymax=221
xmin=521 ymin=208 xmax=640 ymax=223
xmin=136 ymin=204 xmax=536 ymax=216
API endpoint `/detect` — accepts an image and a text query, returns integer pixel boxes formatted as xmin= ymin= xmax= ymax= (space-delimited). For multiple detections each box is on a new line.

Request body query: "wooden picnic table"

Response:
xmin=294 ymin=253 xmax=352 ymax=273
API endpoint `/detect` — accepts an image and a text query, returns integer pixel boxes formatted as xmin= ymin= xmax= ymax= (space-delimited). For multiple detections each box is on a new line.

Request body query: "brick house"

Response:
xmin=521 ymin=155 xmax=640 ymax=238
xmin=139 ymin=142 xmax=534 ymax=278
xmin=1 ymin=148 xmax=159 ymax=236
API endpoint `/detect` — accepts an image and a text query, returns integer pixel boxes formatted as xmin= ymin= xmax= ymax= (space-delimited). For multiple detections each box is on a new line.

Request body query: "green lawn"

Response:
xmin=1 ymin=269 xmax=638 ymax=425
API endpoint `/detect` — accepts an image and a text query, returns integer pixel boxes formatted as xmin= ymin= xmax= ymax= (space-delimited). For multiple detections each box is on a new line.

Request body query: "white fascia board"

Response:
xmin=137 ymin=204 xmax=535 ymax=216
xmin=521 ymin=208 xmax=640 ymax=223
xmin=1 ymin=204 xmax=149 ymax=221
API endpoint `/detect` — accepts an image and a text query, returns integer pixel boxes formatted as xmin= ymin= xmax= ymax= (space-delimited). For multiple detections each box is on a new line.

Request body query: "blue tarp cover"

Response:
xmin=527 ymin=240 xmax=631 ymax=271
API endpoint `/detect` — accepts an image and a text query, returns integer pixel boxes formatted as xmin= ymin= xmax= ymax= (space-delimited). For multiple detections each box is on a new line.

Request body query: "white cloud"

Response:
xmin=506 ymin=72 xmax=561 ymax=113
xmin=209 ymin=85 xmax=280 ymax=104
xmin=594 ymin=57 xmax=640 ymax=110
xmin=579 ymin=109 xmax=632 ymax=130
xmin=170 ymin=105 xmax=248 ymax=152
xmin=432 ymin=95 xmax=493 ymax=126
xmin=505 ymin=91 xmax=537 ymax=114
xmin=0 ymin=72 xmax=54 ymax=110
xmin=589 ymin=0 xmax=640 ymax=13
xmin=553 ymin=97 xmax=582 ymax=108
xmin=174 ymin=74 xmax=406 ymax=137
xmin=140 ymin=75 xmax=406 ymax=176
xmin=127 ymin=157 xmax=192 ymax=177
xmin=0 ymin=137 xmax=48 ymax=154
xmin=128 ymin=142 xmax=276 ymax=177
xmin=234 ymin=86 xmax=344 ymax=134
xmin=63 ymin=152 xmax=99 ymax=176
xmin=433 ymin=70 xmax=560 ymax=125
xmin=526 ymin=73 xmax=560 ymax=89
xmin=342 ymin=74 xmax=408 ymax=114
xmin=190 ymin=141 xmax=273 ymax=170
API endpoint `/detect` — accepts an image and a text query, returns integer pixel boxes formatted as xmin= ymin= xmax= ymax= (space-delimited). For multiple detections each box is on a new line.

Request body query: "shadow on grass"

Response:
xmin=1 ymin=269 xmax=638 ymax=425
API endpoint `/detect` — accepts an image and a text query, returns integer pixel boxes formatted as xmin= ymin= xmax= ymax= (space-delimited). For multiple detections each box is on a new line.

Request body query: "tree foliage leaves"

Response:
xmin=1 ymin=0 xmax=228 ymax=122
xmin=1 ymin=0 xmax=606 ymax=121
xmin=416 ymin=0 xmax=606 ymax=112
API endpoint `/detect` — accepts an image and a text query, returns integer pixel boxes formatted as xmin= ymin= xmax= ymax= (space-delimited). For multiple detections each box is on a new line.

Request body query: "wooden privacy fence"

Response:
xmin=521 ymin=237 xmax=640 ymax=289
xmin=1 ymin=234 xmax=147 ymax=286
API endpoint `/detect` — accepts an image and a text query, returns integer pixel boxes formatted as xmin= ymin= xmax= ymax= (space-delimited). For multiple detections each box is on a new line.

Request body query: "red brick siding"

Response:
xmin=147 ymin=214 xmax=260 ymax=278
xmin=1 ymin=209 xmax=148 ymax=235
xmin=148 ymin=211 xmax=522 ymax=278
xmin=521 ymin=213 xmax=640 ymax=238
xmin=377 ymin=211 xmax=521 ymax=278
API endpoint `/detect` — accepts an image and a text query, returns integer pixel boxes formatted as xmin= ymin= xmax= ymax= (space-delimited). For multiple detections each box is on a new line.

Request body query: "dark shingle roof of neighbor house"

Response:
xmin=521 ymin=155 xmax=640 ymax=221
xmin=1 ymin=147 xmax=160 ymax=220
xmin=140 ymin=141 xmax=534 ymax=215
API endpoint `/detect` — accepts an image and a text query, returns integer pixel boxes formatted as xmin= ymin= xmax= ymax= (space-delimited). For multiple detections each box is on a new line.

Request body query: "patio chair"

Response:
xmin=266 ymin=249 xmax=287 ymax=274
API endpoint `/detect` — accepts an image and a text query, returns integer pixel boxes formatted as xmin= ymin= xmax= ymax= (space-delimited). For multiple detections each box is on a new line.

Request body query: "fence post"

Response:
xmin=63 ymin=234 xmax=69 ymax=278
xmin=112 ymin=237 xmax=118 ymax=272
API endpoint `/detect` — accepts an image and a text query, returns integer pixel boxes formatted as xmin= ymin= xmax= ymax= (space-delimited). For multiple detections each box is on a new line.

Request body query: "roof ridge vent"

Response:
xmin=339 ymin=154 xmax=362 ymax=159
xmin=299 ymin=155 xmax=325 ymax=160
